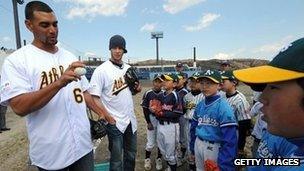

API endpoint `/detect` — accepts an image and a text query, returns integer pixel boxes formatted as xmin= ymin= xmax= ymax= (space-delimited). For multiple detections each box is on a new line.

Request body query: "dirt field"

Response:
xmin=0 ymin=83 xmax=253 ymax=171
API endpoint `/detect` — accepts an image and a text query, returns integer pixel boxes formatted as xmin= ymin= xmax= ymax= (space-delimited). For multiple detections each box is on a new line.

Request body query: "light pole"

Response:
xmin=12 ymin=0 xmax=24 ymax=49
xmin=151 ymin=32 xmax=163 ymax=65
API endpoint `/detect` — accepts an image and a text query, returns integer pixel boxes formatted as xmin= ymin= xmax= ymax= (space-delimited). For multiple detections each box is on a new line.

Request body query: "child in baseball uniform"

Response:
xmin=154 ymin=73 xmax=183 ymax=171
xmin=184 ymin=72 xmax=205 ymax=171
xmin=234 ymin=37 xmax=304 ymax=170
xmin=250 ymin=101 xmax=267 ymax=156
xmin=221 ymin=70 xmax=251 ymax=157
xmin=141 ymin=74 xmax=164 ymax=170
xmin=175 ymin=73 xmax=189 ymax=165
xmin=190 ymin=69 xmax=238 ymax=171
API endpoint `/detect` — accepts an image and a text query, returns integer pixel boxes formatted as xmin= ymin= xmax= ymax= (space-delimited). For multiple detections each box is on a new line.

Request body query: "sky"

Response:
xmin=1 ymin=0 xmax=304 ymax=63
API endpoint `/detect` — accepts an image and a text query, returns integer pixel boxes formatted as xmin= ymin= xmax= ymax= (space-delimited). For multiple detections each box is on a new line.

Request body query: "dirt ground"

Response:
xmin=0 ymin=83 xmax=253 ymax=171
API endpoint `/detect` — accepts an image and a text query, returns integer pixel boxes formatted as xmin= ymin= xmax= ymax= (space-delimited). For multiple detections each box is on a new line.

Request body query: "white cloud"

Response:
xmin=183 ymin=13 xmax=220 ymax=32
xmin=57 ymin=0 xmax=129 ymax=19
xmin=255 ymin=35 xmax=294 ymax=53
xmin=163 ymin=0 xmax=205 ymax=14
xmin=140 ymin=23 xmax=157 ymax=32
xmin=213 ymin=52 xmax=234 ymax=60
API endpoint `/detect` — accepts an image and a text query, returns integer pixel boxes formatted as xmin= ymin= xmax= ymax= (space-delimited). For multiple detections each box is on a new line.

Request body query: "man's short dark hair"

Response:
xmin=25 ymin=1 xmax=53 ymax=20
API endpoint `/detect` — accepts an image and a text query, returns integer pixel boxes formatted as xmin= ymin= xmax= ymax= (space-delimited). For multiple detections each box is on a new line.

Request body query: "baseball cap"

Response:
xmin=234 ymin=37 xmax=304 ymax=84
xmin=199 ymin=69 xmax=222 ymax=84
xmin=153 ymin=73 xmax=163 ymax=81
xmin=221 ymin=60 xmax=230 ymax=66
xmin=221 ymin=70 xmax=236 ymax=80
xmin=161 ymin=73 xmax=178 ymax=82
xmin=109 ymin=35 xmax=127 ymax=53
xmin=176 ymin=73 xmax=184 ymax=80
xmin=189 ymin=71 xmax=202 ymax=80
xmin=176 ymin=62 xmax=183 ymax=68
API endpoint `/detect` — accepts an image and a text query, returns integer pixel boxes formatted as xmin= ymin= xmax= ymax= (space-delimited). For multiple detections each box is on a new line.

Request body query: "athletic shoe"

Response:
xmin=155 ymin=158 xmax=163 ymax=170
xmin=144 ymin=158 xmax=152 ymax=170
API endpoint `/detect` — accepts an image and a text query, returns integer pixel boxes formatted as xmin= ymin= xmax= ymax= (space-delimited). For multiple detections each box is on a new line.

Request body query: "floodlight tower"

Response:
xmin=151 ymin=32 xmax=163 ymax=65
xmin=12 ymin=0 xmax=24 ymax=49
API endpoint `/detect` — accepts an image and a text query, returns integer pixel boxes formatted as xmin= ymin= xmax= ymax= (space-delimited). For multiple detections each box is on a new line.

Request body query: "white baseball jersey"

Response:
xmin=183 ymin=92 xmax=204 ymax=119
xmin=0 ymin=44 xmax=92 ymax=170
xmin=225 ymin=90 xmax=251 ymax=121
xmin=250 ymin=102 xmax=267 ymax=140
xmin=89 ymin=60 xmax=137 ymax=133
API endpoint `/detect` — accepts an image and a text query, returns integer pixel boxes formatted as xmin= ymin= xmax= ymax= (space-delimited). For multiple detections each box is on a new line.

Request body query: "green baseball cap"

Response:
xmin=189 ymin=71 xmax=203 ymax=80
xmin=153 ymin=73 xmax=163 ymax=81
xmin=221 ymin=70 xmax=237 ymax=80
xmin=234 ymin=37 xmax=304 ymax=84
xmin=161 ymin=73 xmax=179 ymax=82
xmin=199 ymin=69 xmax=222 ymax=83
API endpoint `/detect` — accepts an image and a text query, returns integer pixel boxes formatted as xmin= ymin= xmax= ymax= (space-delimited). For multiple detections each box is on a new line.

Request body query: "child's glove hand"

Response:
xmin=204 ymin=159 xmax=219 ymax=171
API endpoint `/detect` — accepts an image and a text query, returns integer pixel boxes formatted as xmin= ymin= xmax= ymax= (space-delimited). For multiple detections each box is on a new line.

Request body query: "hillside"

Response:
xmin=133 ymin=58 xmax=269 ymax=70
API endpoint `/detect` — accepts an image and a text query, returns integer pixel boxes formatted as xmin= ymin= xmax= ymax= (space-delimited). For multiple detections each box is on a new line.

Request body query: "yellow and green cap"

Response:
xmin=153 ymin=73 xmax=163 ymax=81
xmin=234 ymin=37 xmax=304 ymax=84
xmin=161 ymin=73 xmax=179 ymax=82
xmin=199 ymin=69 xmax=222 ymax=83
xmin=221 ymin=70 xmax=236 ymax=80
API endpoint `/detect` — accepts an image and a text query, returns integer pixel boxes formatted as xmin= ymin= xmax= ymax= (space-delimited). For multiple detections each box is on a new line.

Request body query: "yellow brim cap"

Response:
xmin=234 ymin=65 xmax=304 ymax=84
xmin=163 ymin=74 xmax=173 ymax=81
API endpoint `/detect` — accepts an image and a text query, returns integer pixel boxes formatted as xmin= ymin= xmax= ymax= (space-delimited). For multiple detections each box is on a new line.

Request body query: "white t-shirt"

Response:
xmin=0 ymin=44 xmax=92 ymax=170
xmin=89 ymin=60 xmax=137 ymax=133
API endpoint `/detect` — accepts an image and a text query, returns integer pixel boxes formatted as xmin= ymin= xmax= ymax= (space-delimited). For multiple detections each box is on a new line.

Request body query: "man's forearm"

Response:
xmin=9 ymin=80 xmax=64 ymax=116
xmin=84 ymin=92 xmax=107 ymax=119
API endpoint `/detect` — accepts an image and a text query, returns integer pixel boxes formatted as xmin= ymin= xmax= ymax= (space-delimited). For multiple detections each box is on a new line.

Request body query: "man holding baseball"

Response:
xmin=0 ymin=1 xmax=108 ymax=170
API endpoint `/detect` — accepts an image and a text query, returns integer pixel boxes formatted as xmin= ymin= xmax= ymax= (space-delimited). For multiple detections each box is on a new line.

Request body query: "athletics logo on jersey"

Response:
xmin=40 ymin=65 xmax=64 ymax=89
xmin=112 ymin=77 xmax=128 ymax=95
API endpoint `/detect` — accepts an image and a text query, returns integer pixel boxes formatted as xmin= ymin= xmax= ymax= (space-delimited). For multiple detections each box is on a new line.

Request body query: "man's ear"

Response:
xmin=25 ymin=19 xmax=33 ymax=32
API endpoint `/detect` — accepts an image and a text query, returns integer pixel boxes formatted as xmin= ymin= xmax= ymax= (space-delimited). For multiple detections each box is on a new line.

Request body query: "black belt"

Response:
xmin=159 ymin=120 xmax=178 ymax=125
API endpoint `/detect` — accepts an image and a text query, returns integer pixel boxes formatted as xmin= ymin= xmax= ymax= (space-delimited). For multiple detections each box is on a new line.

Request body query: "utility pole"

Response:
xmin=12 ymin=0 xmax=24 ymax=49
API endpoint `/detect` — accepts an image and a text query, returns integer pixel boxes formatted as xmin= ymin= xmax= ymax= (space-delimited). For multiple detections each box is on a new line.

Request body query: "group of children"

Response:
xmin=141 ymin=68 xmax=253 ymax=171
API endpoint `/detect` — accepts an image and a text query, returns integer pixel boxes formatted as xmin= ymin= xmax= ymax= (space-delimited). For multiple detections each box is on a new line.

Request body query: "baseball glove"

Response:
xmin=89 ymin=118 xmax=107 ymax=140
xmin=124 ymin=67 xmax=140 ymax=95
xmin=204 ymin=159 xmax=220 ymax=171
xmin=149 ymin=99 xmax=163 ymax=117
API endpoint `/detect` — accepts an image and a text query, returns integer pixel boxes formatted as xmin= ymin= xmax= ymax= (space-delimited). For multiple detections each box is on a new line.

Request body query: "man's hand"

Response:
xmin=105 ymin=115 xmax=116 ymax=125
xmin=147 ymin=123 xmax=154 ymax=130
xmin=57 ymin=61 xmax=85 ymax=87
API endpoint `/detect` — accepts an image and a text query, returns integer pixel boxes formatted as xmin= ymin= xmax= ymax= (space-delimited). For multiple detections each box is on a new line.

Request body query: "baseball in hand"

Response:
xmin=74 ymin=67 xmax=87 ymax=76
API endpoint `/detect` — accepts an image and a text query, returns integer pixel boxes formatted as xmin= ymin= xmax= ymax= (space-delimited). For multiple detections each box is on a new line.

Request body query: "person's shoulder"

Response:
xmin=218 ymin=97 xmax=234 ymax=110
xmin=144 ymin=89 xmax=154 ymax=96
xmin=95 ymin=60 xmax=111 ymax=72
xmin=4 ymin=45 xmax=32 ymax=63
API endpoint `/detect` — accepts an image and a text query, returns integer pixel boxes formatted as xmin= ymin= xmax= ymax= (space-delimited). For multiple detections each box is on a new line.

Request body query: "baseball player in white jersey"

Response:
xmin=89 ymin=35 xmax=140 ymax=171
xmin=221 ymin=70 xmax=251 ymax=157
xmin=0 ymin=1 xmax=110 ymax=170
xmin=250 ymin=101 xmax=267 ymax=156
xmin=183 ymin=72 xmax=204 ymax=170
